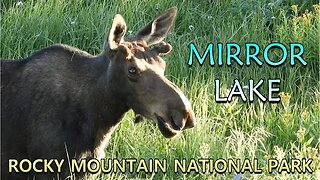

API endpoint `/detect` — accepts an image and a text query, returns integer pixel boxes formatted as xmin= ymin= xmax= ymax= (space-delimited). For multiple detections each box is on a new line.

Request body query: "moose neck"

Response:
xmin=87 ymin=53 xmax=129 ymax=157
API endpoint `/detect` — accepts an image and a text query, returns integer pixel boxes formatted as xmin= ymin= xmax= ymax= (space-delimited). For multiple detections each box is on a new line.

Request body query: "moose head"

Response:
xmin=103 ymin=8 xmax=196 ymax=138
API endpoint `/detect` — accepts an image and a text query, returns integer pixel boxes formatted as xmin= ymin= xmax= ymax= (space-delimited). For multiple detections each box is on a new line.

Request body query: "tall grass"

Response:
xmin=1 ymin=0 xmax=319 ymax=179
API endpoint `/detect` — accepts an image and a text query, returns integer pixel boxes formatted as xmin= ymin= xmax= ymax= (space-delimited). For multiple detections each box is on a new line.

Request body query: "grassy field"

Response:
xmin=1 ymin=0 xmax=319 ymax=179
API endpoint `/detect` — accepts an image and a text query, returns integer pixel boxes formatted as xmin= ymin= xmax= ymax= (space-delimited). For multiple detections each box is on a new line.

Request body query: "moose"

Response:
xmin=1 ymin=7 xmax=196 ymax=179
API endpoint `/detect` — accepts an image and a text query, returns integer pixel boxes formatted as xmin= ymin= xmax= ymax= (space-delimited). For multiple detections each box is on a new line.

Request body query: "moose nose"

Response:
xmin=183 ymin=110 xmax=196 ymax=130
xmin=171 ymin=109 xmax=196 ymax=131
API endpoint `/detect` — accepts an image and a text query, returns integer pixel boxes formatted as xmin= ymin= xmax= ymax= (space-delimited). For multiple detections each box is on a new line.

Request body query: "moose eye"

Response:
xmin=128 ymin=67 xmax=137 ymax=75
xmin=128 ymin=67 xmax=140 ymax=81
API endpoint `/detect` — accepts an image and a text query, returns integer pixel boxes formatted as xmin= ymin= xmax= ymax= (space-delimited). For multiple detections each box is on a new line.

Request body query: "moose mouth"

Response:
xmin=155 ymin=113 xmax=180 ymax=138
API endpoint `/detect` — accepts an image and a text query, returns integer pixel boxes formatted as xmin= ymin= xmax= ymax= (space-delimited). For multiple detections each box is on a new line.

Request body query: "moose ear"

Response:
xmin=136 ymin=7 xmax=177 ymax=45
xmin=105 ymin=14 xmax=127 ymax=50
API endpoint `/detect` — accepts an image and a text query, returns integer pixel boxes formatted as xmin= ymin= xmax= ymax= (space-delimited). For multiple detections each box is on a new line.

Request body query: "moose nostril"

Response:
xmin=170 ymin=116 xmax=183 ymax=131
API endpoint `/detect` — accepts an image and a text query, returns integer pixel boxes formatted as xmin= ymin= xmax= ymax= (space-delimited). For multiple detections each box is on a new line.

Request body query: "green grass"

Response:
xmin=1 ymin=0 xmax=319 ymax=179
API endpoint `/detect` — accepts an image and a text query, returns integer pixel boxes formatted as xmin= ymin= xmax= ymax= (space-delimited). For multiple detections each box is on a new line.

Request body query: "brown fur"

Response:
xmin=1 ymin=8 xmax=195 ymax=179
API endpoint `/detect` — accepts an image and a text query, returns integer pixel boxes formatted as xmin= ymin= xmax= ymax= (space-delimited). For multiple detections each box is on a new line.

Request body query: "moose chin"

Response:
xmin=1 ymin=7 xmax=196 ymax=179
